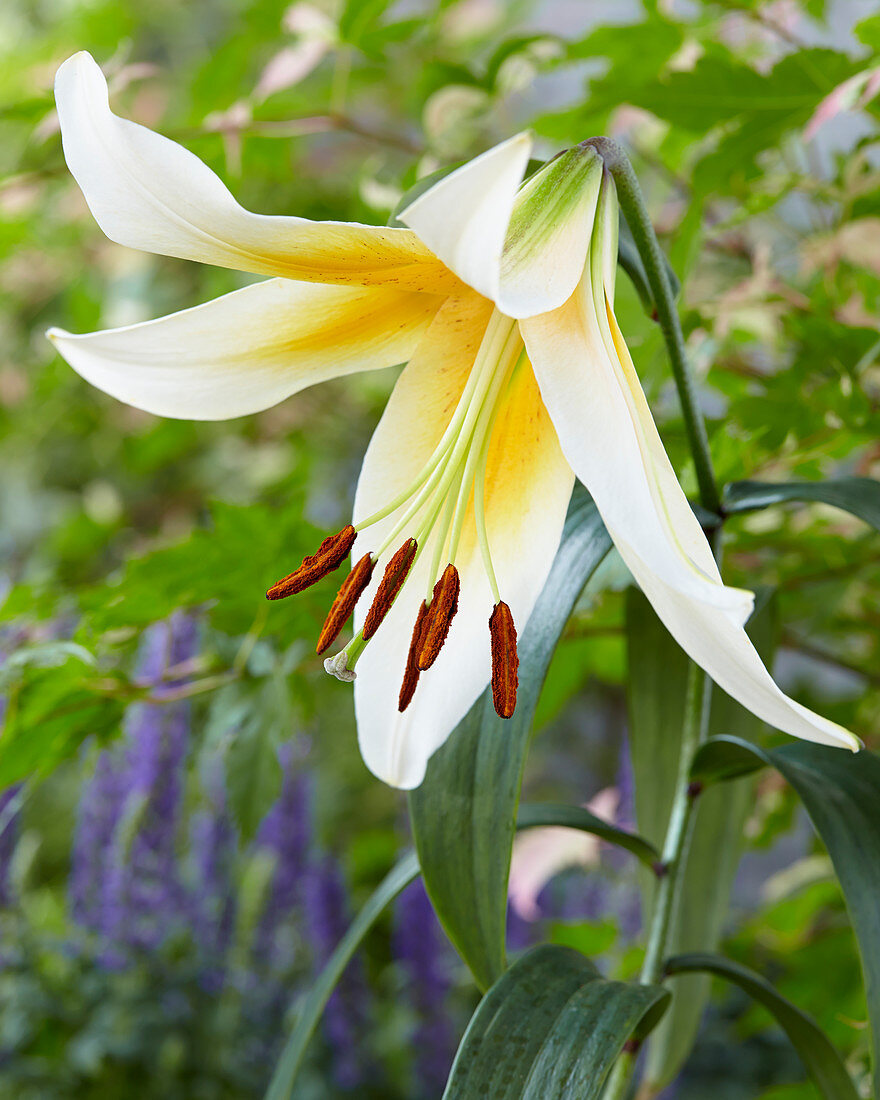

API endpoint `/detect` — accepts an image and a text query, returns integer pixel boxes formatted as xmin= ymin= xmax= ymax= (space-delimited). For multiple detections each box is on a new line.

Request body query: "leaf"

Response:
xmin=691 ymin=736 xmax=880 ymax=1076
xmin=0 ymin=641 xmax=96 ymax=688
xmin=264 ymin=806 xmax=650 ymax=1100
xmin=408 ymin=486 xmax=612 ymax=990
xmin=0 ymin=646 xmax=124 ymax=787
xmin=443 ymin=944 xmax=670 ymax=1099
xmin=81 ymin=499 xmax=324 ymax=639
xmin=723 ymin=477 xmax=880 ymax=533
xmin=516 ymin=802 xmax=660 ymax=870
xmin=265 ymin=852 xmax=420 ymax=1100
xmin=665 ymin=953 xmax=859 ymax=1100
xmin=627 ymin=587 xmax=776 ymax=1089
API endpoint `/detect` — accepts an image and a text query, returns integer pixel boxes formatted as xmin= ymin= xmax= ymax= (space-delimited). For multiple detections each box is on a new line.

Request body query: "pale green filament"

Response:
xmin=444 ymin=334 xmax=523 ymax=572
xmin=354 ymin=310 xmax=513 ymax=534
xmin=368 ymin=313 xmax=517 ymax=561
xmin=326 ymin=310 xmax=524 ymax=675
xmin=473 ymin=420 xmax=500 ymax=604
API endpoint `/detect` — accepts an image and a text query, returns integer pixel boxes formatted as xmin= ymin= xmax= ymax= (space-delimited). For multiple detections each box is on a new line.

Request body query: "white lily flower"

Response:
xmin=47 ymin=52 xmax=859 ymax=789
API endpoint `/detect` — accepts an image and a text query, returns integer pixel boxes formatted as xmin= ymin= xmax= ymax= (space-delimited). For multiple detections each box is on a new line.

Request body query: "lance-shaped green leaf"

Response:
xmin=265 ymin=804 xmax=652 ymax=1100
xmin=265 ymin=852 xmax=420 ymax=1100
xmin=691 ymin=736 xmax=880 ymax=1077
xmin=627 ymin=587 xmax=776 ymax=1090
xmin=517 ymin=802 xmax=660 ymax=869
xmin=723 ymin=477 xmax=880 ymax=532
xmin=444 ymin=945 xmax=670 ymax=1099
xmin=665 ymin=953 xmax=859 ymax=1100
xmin=408 ymin=486 xmax=612 ymax=990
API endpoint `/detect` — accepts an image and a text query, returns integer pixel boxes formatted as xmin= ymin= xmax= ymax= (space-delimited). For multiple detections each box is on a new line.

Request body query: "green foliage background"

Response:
xmin=1 ymin=0 xmax=879 ymax=1097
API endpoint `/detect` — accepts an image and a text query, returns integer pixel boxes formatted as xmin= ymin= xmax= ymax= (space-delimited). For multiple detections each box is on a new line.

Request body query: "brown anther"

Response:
xmin=362 ymin=538 xmax=418 ymax=640
xmin=398 ymin=600 xmax=429 ymax=712
xmin=417 ymin=564 xmax=460 ymax=671
xmin=266 ymin=525 xmax=356 ymax=600
xmin=489 ymin=601 xmax=518 ymax=719
xmin=316 ymin=553 xmax=375 ymax=655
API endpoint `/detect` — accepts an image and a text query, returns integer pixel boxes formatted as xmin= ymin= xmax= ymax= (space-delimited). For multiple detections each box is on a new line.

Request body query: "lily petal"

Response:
xmin=524 ymin=177 xmax=858 ymax=752
xmin=400 ymin=136 xmax=603 ymax=319
xmin=498 ymin=145 xmax=604 ymax=319
xmin=47 ymin=278 xmax=442 ymax=419
xmin=621 ymin=539 xmax=860 ymax=751
xmin=55 ymin=52 xmax=456 ymax=293
xmin=398 ymin=133 xmax=532 ymax=310
xmin=521 ymin=182 xmax=752 ymax=620
xmin=351 ymin=296 xmax=574 ymax=788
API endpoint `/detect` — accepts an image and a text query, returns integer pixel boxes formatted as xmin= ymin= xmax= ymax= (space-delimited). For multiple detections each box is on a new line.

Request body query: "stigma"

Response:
xmin=265 ymin=309 xmax=524 ymax=720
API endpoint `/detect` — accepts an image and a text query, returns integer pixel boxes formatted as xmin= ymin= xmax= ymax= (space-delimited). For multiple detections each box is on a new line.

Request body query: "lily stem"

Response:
xmin=602 ymin=526 xmax=721 ymax=1100
xmin=585 ymin=137 xmax=721 ymax=517
xmin=639 ymin=660 xmax=712 ymax=987
xmin=602 ymin=660 xmax=713 ymax=1100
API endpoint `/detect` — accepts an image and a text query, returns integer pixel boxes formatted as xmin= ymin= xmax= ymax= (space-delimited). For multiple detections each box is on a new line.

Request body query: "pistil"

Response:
xmin=268 ymin=307 xmax=526 ymax=719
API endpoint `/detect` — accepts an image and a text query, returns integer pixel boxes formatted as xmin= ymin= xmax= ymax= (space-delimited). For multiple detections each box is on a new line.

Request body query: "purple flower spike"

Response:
xmin=69 ymin=751 xmax=125 ymax=932
xmin=253 ymin=746 xmax=312 ymax=971
xmin=0 ymin=784 xmax=23 ymax=908
xmin=303 ymin=855 xmax=371 ymax=1091
xmin=75 ymin=614 xmax=199 ymax=960
xmin=394 ymin=879 xmax=456 ymax=1096
xmin=189 ymin=759 xmax=237 ymax=989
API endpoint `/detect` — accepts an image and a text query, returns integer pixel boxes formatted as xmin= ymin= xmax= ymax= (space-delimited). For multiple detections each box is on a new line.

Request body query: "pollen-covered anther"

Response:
xmin=489 ymin=601 xmax=519 ymax=720
xmin=316 ymin=553 xmax=376 ymax=655
xmin=362 ymin=538 xmax=418 ymax=640
xmin=416 ymin=564 xmax=460 ymax=671
xmin=266 ymin=524 xmax=357 ymax=600
xmin=398 ymin=600 xmax=430 ymax=713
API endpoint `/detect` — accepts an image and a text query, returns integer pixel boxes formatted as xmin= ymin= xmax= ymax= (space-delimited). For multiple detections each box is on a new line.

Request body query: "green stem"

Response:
xmin=589 ymin=138 xmax=722 ymax=1100
xmin=602 ymin=661 xmax=714 ymax=1100
xmin=585 ymin=137 xmax=721 ymax=516
xmin=639 ymin=660 xmax=712 ymax=985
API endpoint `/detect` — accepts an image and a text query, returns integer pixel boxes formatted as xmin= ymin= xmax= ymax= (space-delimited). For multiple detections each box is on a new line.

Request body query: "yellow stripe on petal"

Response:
xmin=47 ymin=278 xmax=443 ymax=419
xmin=351 ymin=303 xmax=573 ymax=788
xmin=55 ymin=53 xmax=458 ymax=294
xmin=458 ymin=354 xmax=574 ymax=575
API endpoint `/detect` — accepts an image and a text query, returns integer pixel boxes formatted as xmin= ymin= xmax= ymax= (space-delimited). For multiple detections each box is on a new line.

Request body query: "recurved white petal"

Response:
xmin=618 ymin=533 xmax=860 ymax=751
xmin=524 ymin=175 xmax=859 ymax=753
xmin=400 ymin=136 xmax=603 ymax=319
xmin=398 ymin=133 xmax=533 ymax=309
xmin=55 ymin=52 xmax=456 ymax=292
xmin=47 ymin=278 xmax=442 ymax=419
xmin=351 ymin=296 xmax=574 ymax=788
xmin=521 ymin=181 xmax=752 ymax=621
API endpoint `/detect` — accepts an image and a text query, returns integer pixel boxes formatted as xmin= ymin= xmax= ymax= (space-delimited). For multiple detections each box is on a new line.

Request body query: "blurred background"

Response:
xmin=1 ymin=0 xmax=879 ymax=1096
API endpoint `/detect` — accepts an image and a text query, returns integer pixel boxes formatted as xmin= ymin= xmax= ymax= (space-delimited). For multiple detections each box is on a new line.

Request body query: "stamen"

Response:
xmin=362 ymin=538 xmax=418 ymax=640
xmin=398 ymin=600 xmax=430 ymax=712
xmin=266 ymin=525 xmax=356 ymax=600
xmin=316 ymin=553 xmax=376 ymax=655
xmin=489 ymin=601 xmax=518 ymax=719
xmin=417 ymin=564 xmax=460 ymax=670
